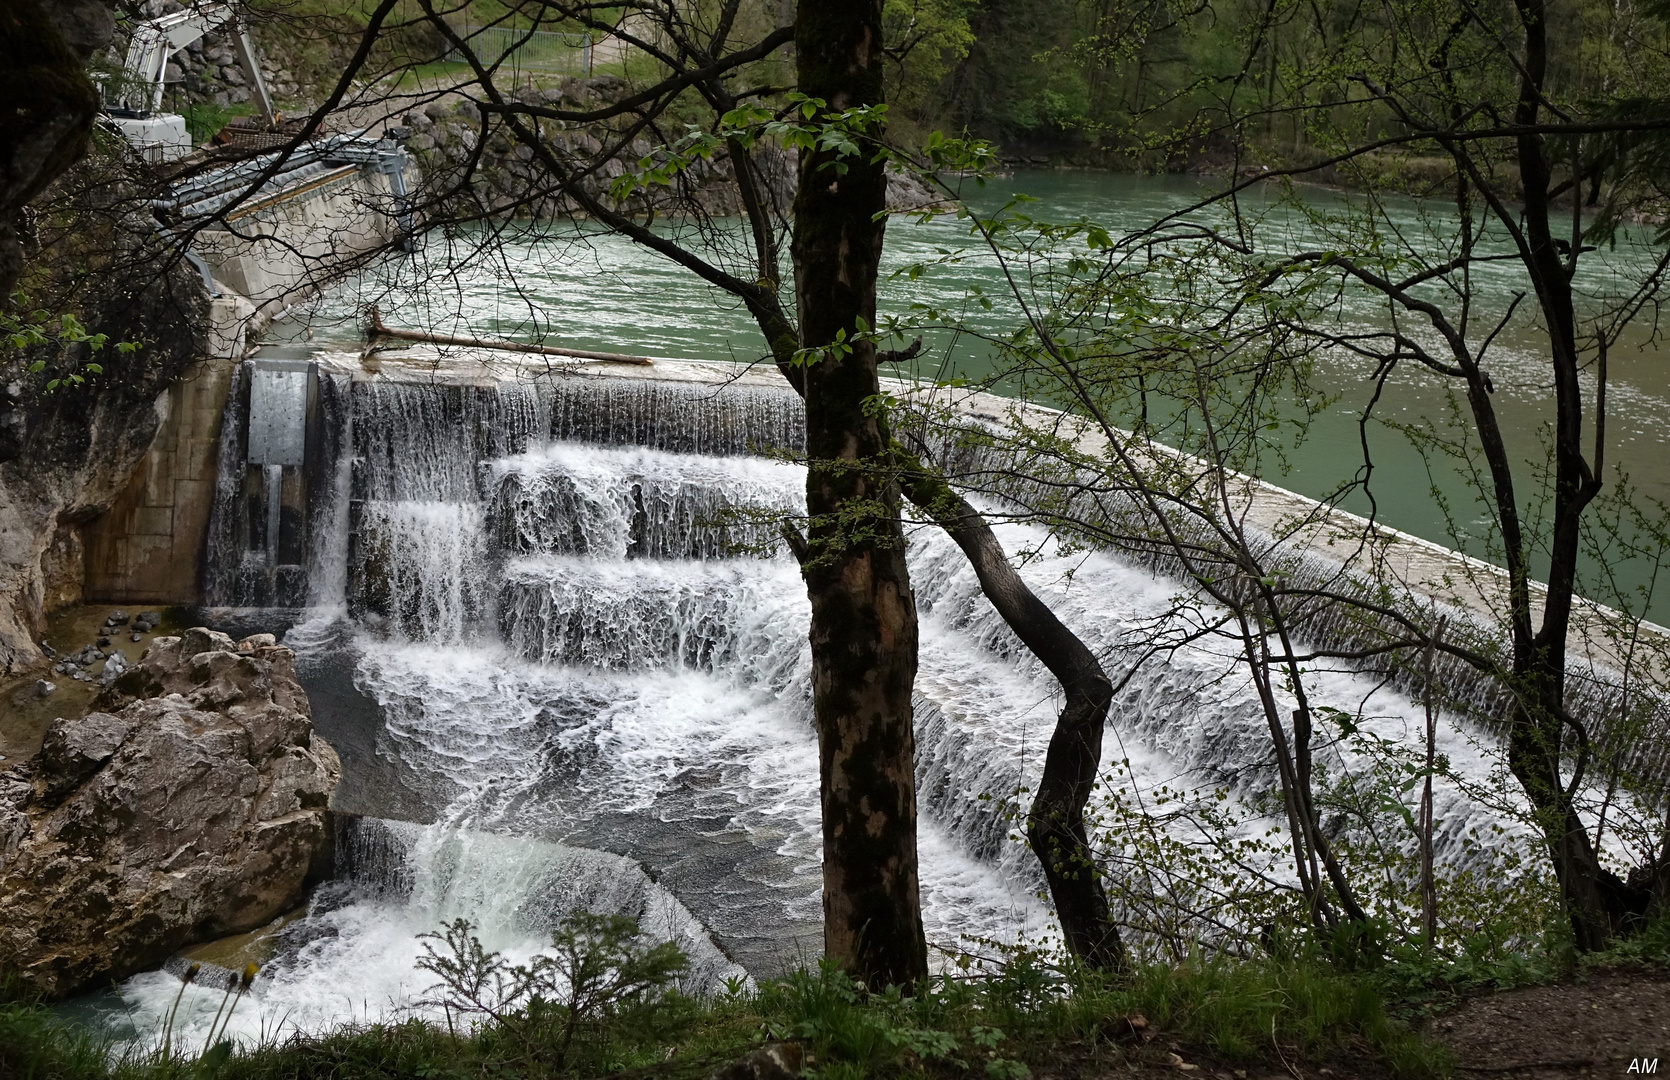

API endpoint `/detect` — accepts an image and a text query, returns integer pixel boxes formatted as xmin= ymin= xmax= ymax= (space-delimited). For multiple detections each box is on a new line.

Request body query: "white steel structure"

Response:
xmin=105 ymin=4 xmax=277 ymax=163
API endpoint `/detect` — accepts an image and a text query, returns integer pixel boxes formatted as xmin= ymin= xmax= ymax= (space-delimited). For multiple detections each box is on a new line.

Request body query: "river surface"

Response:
xmin=275 ymin=169 xmax=1670 ymax=621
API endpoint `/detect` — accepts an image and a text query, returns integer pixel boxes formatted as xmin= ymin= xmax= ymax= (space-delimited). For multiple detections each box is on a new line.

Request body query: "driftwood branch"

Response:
xmin=363 ymin=305 xmax=654 ymax=366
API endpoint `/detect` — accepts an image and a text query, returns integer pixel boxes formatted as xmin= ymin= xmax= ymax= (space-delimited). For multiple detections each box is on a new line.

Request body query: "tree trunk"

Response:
xmin=791 ymin=0 xmax=927 ymax=989
xmin=1506 ymin=0 xmax=1635 ymax=950
xmin=895 ymin=449 xmax=1126 ymax=970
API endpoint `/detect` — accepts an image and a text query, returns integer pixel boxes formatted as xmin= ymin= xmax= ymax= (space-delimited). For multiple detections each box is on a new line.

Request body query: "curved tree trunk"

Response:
xmin=895 ymin=451 xmax=1126 ymax=970
xmin=791 ymin=0 xmax=927 ymax=989
xmin=1506 ymin=661 xmax=1639 ymax=948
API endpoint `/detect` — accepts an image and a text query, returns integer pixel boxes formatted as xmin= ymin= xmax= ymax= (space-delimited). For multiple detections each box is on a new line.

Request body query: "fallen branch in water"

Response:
xmin=363 ymin=305 xmax=654 ymax=365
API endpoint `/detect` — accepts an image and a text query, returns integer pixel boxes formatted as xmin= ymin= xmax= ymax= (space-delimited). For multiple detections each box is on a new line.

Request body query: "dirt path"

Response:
xmin=1430 ymin=970 xmax=1669 ymax=1077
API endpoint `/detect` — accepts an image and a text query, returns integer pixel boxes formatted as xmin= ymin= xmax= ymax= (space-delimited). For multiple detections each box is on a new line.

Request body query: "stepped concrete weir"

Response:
xmin=79 ymin=327 xmax=1670 ymax=790
xmin=198 ymin=341 xmax=1670 ymax=795
xmin=56 ymin=339 xmax=1667 ymax=1044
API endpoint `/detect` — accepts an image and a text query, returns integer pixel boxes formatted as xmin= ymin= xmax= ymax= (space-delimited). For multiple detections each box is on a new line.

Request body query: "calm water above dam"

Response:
xmin=282 ymin=169 xmax=1670 ymax=621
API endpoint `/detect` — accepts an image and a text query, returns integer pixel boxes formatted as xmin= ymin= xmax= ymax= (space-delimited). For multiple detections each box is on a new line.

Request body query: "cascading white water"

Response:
xmin=104 ymin=366 xmax=1545 ymax=1051
xmin=95 ymin=820 xmax=749 ymax=1051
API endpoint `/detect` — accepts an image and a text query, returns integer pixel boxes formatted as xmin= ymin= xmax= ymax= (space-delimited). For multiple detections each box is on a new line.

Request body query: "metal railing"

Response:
xmin=445 ymin=25 xmax=593 ymax=75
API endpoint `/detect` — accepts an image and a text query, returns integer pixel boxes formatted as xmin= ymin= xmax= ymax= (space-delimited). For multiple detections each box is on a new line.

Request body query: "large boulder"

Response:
xmin=0 ymin=628 xmax=338 ymax=998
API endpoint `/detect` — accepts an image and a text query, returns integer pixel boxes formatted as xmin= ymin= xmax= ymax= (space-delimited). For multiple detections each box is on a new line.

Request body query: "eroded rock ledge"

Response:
xmin=0 ymin=627 xmax=338 ymax=998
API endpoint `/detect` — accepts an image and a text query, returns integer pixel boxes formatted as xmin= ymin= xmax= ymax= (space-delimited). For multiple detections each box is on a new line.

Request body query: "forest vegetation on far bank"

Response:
xmin=230 ymin=0 xmax=1670 ymax=184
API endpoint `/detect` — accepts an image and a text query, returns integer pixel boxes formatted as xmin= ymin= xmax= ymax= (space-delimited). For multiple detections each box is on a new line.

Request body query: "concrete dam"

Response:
xmin=47 ymin=326 xmax=1637 ymax=1044
xmin=10 ymin=151 xmax=1664 ymax=1045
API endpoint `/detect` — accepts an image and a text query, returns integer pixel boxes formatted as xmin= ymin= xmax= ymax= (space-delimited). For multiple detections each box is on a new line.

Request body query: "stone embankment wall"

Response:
xmin=0 ymin=627 xmax=338 ymax=998
xmin=401 ymin=81 xmax=796 ymax=221
xmin=130 ymin=0 xmax=309 ymax=111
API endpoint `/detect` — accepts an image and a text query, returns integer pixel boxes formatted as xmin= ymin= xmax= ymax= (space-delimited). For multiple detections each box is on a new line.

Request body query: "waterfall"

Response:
xmin=103 ymin=815 xmax=750 ymax=1052
xmin=142 ymin=361 xmax=1590 ymax=1048
xmin=202 ymin=361 xmax=250 ymax=607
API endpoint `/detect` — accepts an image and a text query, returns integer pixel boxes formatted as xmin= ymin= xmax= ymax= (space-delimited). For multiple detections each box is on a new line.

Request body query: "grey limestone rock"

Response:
xmin=0 ymin=629 xmax=339 ymax=998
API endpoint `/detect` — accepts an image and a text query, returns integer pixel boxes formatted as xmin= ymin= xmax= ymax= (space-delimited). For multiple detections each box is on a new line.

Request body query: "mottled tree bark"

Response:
xmin=791 ymin=0 xmax=927 ymax=989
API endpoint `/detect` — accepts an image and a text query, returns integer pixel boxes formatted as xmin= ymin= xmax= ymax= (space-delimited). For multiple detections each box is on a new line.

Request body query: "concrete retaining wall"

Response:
xmin=81 ymin=158 xmax=405 ymax=604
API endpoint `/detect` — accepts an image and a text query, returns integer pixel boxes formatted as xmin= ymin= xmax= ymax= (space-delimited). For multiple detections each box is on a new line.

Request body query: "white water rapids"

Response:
xmin=83 ymin=369 xmax=1537 ymax=1051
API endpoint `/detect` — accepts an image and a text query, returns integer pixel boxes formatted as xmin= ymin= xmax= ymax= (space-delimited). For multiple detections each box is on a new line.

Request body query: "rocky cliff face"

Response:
xmin=0 ymin=151 xmax=210 ymax=678
xmin=0 ymin=627 xmax=338 ymax=999
xmin=0 ymin=0 xmax=113 ymax=297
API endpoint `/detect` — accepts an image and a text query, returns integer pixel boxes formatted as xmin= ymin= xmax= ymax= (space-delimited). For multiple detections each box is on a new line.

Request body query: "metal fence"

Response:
xmin=446 ymin=25 xmax=593 ymax=75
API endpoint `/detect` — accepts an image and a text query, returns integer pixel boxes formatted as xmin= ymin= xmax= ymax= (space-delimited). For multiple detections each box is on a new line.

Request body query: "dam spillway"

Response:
xmin=92 ymin=347 xmax=1580 ymax=1046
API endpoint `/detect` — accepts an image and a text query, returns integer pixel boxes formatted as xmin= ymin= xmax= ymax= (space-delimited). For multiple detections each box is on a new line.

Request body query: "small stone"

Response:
xmin=97 ymin=636 xmax=111 ymax=647
xmin=108 ymin=611 xmax=130 ymax=626
xmin=39 ymin=641 xmax=55 ymax=658
xmin=132 ymin=633 xmax=143 ymax=642
xmin=709 ymin=1042 xmax=803 ymax=1080
xmin=36 ymin=679 xmax=55 ymax=696
xmin=100 ymin=653 xmax=129 ymax=687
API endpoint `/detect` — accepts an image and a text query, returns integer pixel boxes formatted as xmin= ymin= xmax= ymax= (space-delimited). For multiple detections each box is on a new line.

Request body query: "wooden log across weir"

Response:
xmin=363 ymin=305 xmax=655 ymax=366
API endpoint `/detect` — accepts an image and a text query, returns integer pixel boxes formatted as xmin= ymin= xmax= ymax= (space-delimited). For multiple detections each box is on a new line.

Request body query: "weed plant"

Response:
xmin=12 ymin=908 xmax=1662 ymax=1080
xmin=0 ymin=915 xmax=1461 ymax=1080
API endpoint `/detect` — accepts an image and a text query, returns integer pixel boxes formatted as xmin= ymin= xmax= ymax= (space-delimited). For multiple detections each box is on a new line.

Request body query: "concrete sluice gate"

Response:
xmin=78 ymin=342 xmax=1663 ymax=1046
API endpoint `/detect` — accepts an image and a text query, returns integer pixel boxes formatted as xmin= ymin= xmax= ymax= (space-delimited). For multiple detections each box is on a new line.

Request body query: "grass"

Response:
xmin=181 ymin=102 xmax=258 ymax=145
xmin=25 ymin=908 xmax=1662 ymax=1080
xmin=16 ymin=891 xmax=1656 ymax=1080
xmin=0 ymin=950 xmax=1452 ymax=1080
